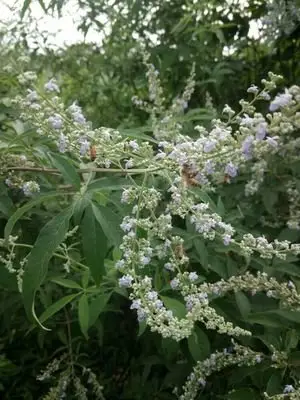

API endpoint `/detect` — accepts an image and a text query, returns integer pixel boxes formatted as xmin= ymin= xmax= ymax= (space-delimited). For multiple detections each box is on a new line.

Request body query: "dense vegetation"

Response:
xmin=1 ymin=1 xmax=300 ymax=399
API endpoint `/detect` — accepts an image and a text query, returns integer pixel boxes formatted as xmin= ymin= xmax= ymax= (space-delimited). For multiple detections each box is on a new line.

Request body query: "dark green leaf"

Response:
xmin=88 ymin=292 xmax=111 ymax=328
xmin=81 ymin=204 xmax=107 ymax=284
xmin=22 ymin=207 xmax=73 ymax=324
xmin=161 ymin=296 xmax=186 ymax=319
xmin=49 ymin=153 xmax=81 ymax=189
xmin=138 ymin=320 xmax=147 ymax=337
xmin=288 ymin=351 xmax=300 ymax=366
xmin=78 ymin=294 xmax=89 ymax=339
xmin=38 ymin=293 xmax=80 ymax=325
xmin=235 ymin=292 xmax=251 ymax=319
xmin=91 ymin=203 xmax=122 ymax=246
xmin=87 ymin=177 xmax=131 ymax=193
xmin=187 ymin=326 xmax=210 ymax=361
xmin=227 ymin=388 xmax=257 ymax=400
xmin=50 ymin=277 xmax=82 ymax=289
xmin=4 ymin=192 xmax=61 ymax=240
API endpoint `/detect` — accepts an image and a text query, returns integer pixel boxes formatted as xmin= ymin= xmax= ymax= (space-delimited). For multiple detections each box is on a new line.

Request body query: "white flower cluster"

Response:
xmin=178 ymin=342 xmax=264 ymax=400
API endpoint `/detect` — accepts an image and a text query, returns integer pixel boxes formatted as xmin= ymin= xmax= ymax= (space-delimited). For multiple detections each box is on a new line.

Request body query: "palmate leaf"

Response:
xmin=22 ymin=206 xmax=73 ymax=327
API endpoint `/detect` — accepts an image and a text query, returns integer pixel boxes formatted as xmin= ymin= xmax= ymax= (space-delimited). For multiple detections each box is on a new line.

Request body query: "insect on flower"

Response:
xmin=223 ymin=174 xmax=231 ymax=184
xmin=90 ymin=145 xmax=97 ymax=161
xmin=181 ymin=163 xmax=200 ymax=188
xmin=174 ymin=243 xmax=185 ymax=259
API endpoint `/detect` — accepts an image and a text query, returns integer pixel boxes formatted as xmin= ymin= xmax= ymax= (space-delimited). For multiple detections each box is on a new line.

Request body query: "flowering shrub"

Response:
xmin=1 ymin=51 xmax=300 ymax=399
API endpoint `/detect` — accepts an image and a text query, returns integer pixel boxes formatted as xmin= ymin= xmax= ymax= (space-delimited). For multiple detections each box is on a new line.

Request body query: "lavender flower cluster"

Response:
xmin=2 ymin=56 xmax=300 ymax=400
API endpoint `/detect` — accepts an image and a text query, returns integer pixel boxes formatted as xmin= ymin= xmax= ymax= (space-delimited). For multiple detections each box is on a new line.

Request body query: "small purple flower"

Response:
xmin=255 ymin=355 xmax=262 ymax=363
xmin=129 ymin=140 xmax=139 ymax=151
xmin=115 ymin=259 xmax=125 ymax=269
xmin=198 ymin=378 xmax=206 ymax=387
xmin=170 ymin=278 xmax=180 ymax=290
xmin=203 ymin=139 xmax=217 ymax=153
xmin=125 ymin=159 xmax=134 ymax=169
xmin=26 ymin=89 xmax=38 ymax=103
xmin=154 ymin=299 xmax=164 ymax=309
xmin=195 ymin=173 xmax=209 ymax=185
xmin=224 ymin=162 xmax=238 ymax=178
xmin=79 ymin=138 xmax=90 ymax=156
xmin=119 ymin=274 xmax=134 ymax=288
xmin=204 ymin=160 xmax=215 ymax=175
xmin=120 ymin=220 xmax=134 ymax=232
xmin=137 ymin=308 xmax=147 ymax=322
xmin=140 ymin=256 xmax=151 ymax=265
xmin=130 ymin=299 xmax=141 ymax=310
xmin=58 ymin=133 xmax=68 ymax=153
xmin=269 ymin=91 xmax=292 ymax=112
xmin=188 ymin=272 xmax=198 ymax=282
xmin=73 ymin=111 xmax=86 ymax=124
xmin=147 ymin=291 xmax=158 ymax=301
xmin=48 ymin=114 xmax=63 ymax=130
xmin=223 ymin=234 xmax=232 ymax=246
xmin=68 ymin=102 xmax=81 ymax=113
xmin=266 ymin=136 xmax=278 ymax=148
xmin=241 ymin=135 xmax=253 ymax=159
xmin=240 ymin=114 xmax=253 ymax=126
xmin=164 ymin=262 xmax=174 ymax=271
xmin=44 ymin=78 xmax=60 ymax=93
xmin=256 ymin=122 xmax=267 ymax=140
xmin=283 ymin=385 xmax=295 ymax=394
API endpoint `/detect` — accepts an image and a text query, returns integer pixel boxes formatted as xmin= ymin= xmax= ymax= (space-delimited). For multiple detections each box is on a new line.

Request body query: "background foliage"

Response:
xmin=0 ymin=0 xmax=300 ymax=399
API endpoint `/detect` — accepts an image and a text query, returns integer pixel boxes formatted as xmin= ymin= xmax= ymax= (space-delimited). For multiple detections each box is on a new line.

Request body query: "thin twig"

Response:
xmin=6 ymin=166 xmax=161 ymax=174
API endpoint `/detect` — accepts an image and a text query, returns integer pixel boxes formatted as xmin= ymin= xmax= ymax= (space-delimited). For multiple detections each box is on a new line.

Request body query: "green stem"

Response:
xmin=6 ymin=166 xmax=162 ymax=175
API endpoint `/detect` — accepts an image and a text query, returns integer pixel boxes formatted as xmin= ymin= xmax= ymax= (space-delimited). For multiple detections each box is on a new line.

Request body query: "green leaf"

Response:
xmin=217 ymin=196 xmax=225 ymax=216
xmin=161 ymin=338 xmax=179 ymax=361
xmin=161 ymin=296 xmax=186 ymax=319
xmin=72 ymin=192 xmax=92 ymax=225
xmin=235 ymin=292 xmax=251 ymax=319
xmin=227 ymin=388 xmax=257 ymax=400
xmin=285 ymin=329 xmax=299 ymax=351
xmin=272 ymin=262 xmax=300 ymax=277
xmin=91 ymin=203 xmax=122 ymax=246
xmin=22 ymin=207 xmax=73 ymax=324
xmin=208 ymin=256 xmax=227 ymax=278
xmin=138 ymin=320 xmax=147 ymax=337
xmin=266 ymin=371 xmax=282 ymax=395
xmin=87 ymin=177 xmax=131 ymax=193
xmin=4 ymin=192 xmax=61 ymax=240
xmin=20 ymin=0 xmax=31 ymax=18
xmin=187 ymin=326 xmax=210 ymax=361
xmin=38 ymin=293 xmax=80 ymax=325
xmin=49 ymin=153 xmax=81 ymax=189
xmin=78 ymin=294 xmax=89 ymax=338
xmin=247 ymin=311 xmax=293 ymax=328
xmin=0 ymin=188 xmax=15 ymax=217
xmin=262 ymin=190 xmax=278 ymax=214
xmin=50 ymin=277 xmax=82 ymax=289
xmin=193 ymin=238 xmax=209 ymax=270
xmin=288 ymin=351 xmax=300 ymax=366
xmin=88 ymin=292 xmax=111 ymax=328
xmin=81 ymin=204 xmax=107 ymax=284
xmin=0 ymin=267 xmax=18 ymax=291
